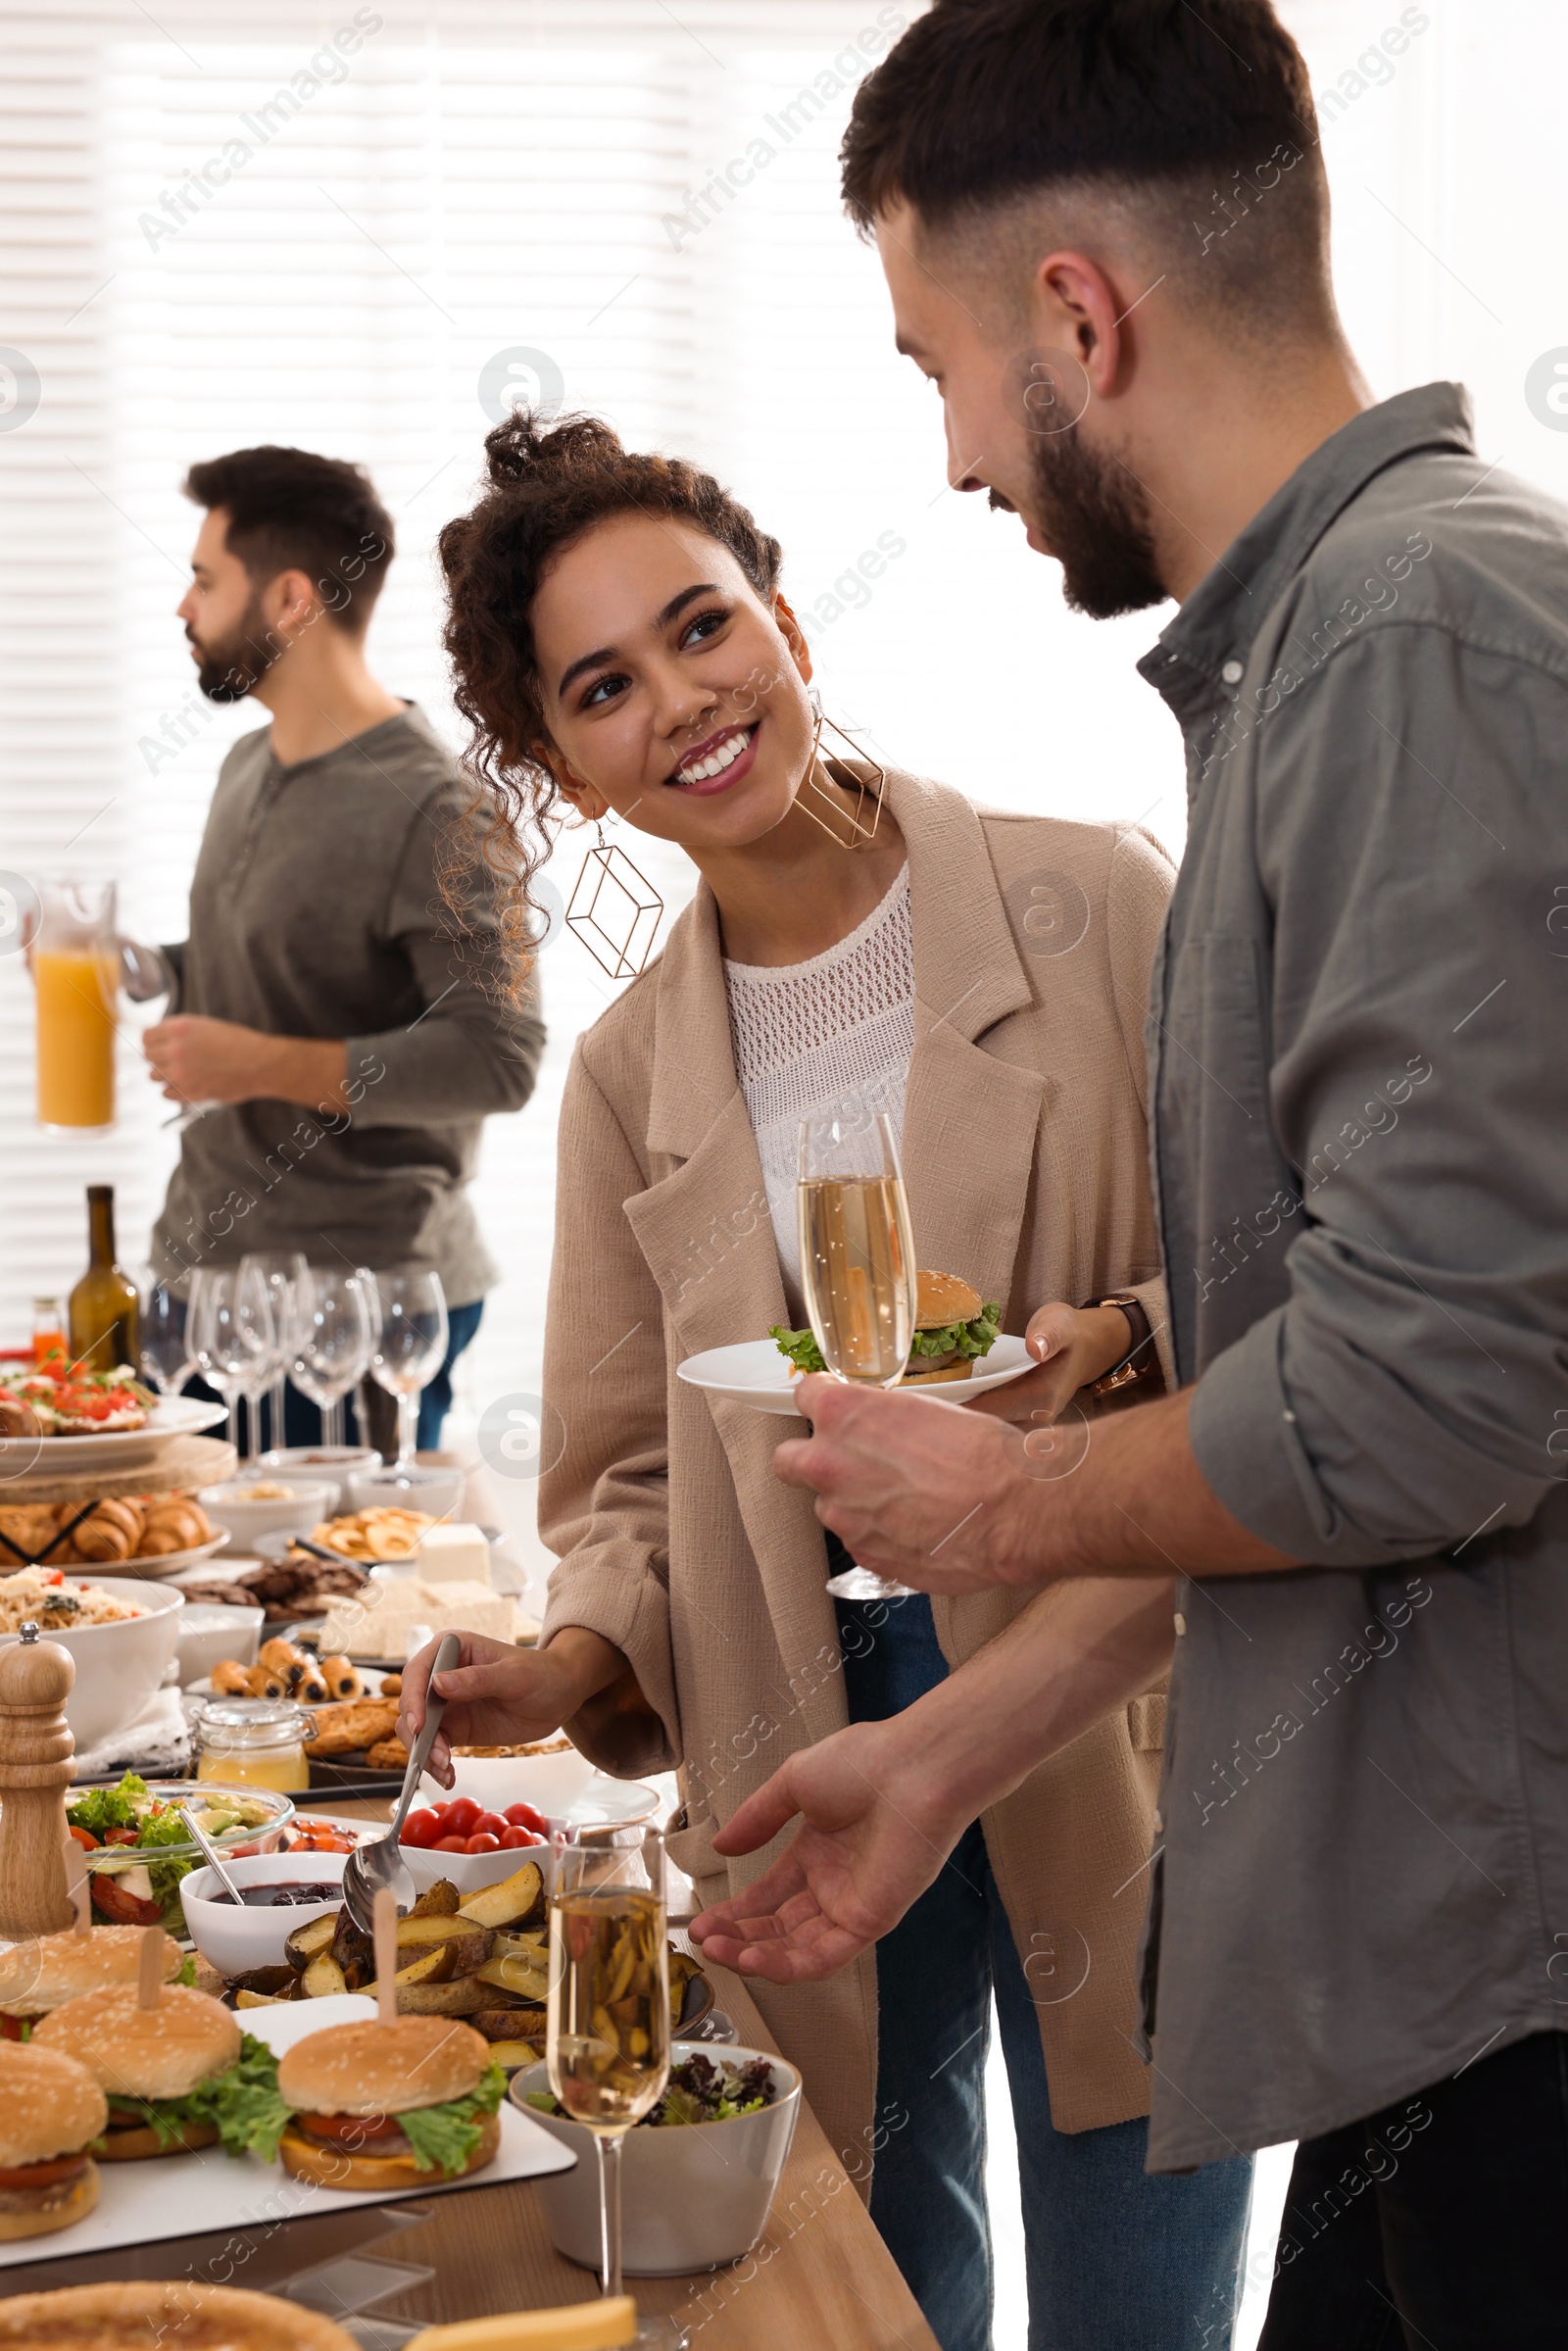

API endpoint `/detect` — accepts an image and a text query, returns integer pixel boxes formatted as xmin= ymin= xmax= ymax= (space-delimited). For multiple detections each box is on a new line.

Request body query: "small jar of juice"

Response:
xmin=195 ymin=1698 xmax=315 ymax=1793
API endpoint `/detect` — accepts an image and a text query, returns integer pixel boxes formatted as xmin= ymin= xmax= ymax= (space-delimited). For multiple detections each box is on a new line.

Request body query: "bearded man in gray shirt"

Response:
xmin=688 ymin=5 xmax=1568 ymax=2346
xmin=146 ymin=446 xmax=543 ymax=1448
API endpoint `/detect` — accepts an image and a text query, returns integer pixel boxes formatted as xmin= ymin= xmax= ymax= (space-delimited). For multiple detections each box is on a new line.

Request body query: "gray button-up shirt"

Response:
xmin=1137 ymin=383 xmax=1568 ymax=2171
xmin=155 ymin=705 xmax=544 ymax=1303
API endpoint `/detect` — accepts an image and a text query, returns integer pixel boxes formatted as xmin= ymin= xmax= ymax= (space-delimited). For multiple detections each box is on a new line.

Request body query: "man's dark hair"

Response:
xmin=183 ymin=445 xmax=395 ymax=628
xmin=841 ymin=0 xmax=1332 ymax=336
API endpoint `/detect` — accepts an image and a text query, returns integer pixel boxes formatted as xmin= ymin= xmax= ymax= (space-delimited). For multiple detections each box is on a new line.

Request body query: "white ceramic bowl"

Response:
xmin=417 ymin=1745 xmax=598 ymax=1818
xmin=199 ymin=1480 xmax=335 ymax=1547
xmin=257 ymin=1446 xmax=379 ymax=1518
xmin=514 ymin=2044 xmax=802 ymax=2275
xmin=0 ymin=1576 xmax=184 ymax=1752
xmin=182 ymin=1848 xmax=349 ymax=1976
xmin=176 ymin=1598 xmax=265 ymax=1686
xmin=400 ymin=1836 xmax=550 ymax=1902
xmin=347 ymin=1464 xmax=466 ymax=1524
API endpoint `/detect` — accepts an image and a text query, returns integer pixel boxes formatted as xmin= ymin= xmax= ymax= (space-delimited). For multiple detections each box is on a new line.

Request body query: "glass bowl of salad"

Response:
xmin=67 ymin=1774 xmax=296 ymax=1936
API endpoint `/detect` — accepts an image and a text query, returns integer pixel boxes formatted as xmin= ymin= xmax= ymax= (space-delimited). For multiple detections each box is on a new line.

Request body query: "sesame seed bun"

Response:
xmin=913 ymin=1271 xmax=983 ymax=1330
xmin=0 ymin=1929 xmax=181 ymax=2021
xmin=277 ymin=2014 xmax=487 ymax=2119
xmin=34 ymin=1984 xmax=240 ymax=2103
xmin=0 ymin=2043 xmax=108 ymax=2168
xmin=0 ymin=2281 xmax=359 ymax=2350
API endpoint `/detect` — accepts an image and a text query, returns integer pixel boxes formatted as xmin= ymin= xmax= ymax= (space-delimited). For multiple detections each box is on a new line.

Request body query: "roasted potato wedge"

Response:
xmin=393 ymin=1918 xmax=493 ymax=1975
xmin=360 ymin=1975 xmax=486 ymax=2016
xmin=483 ymin=2037 xmax=548 ymax=2070
xmin=330 ymin=1907 xmax=374 ymax=1985
xmin=302 ymin=1950 xmax=349 ymax=1999
xmin=455 ymin=1861 xmax=544 ymax=1931
xmin=410 ymin=1878 xmax=462 ymax=1916
xmin=234 ymin=1987 xmax=282 ymax=2009
xmin=227 ymin=1964 xmax=298 ymax=2002
xmin=391 ymin=1942 xmax=455 ymax=1987
xmin=284 ymin=1915 xmax=338 ymax=1973
xmin=471 ymin=2006 xmax=546 ymax=2042
xmin=473 ymin=1952 xmax=550 ymax=2002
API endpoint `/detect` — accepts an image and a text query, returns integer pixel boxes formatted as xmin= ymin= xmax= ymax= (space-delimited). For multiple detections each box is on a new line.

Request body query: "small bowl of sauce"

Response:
xmin=182 ymin=1849 xmax=350 ymax=1978
xmin=235 ymin=1880 xmax=345 ymax=1908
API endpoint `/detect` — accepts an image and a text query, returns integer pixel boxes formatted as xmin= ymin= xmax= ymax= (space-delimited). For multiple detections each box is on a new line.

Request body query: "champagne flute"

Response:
xmin=240 ymin=1249 xmax=309 ymax=1453
xmin=368 ymin=1268 xmax=449 ymax=1469
xmin=188 ymin=1266 xmax=274 ymax=1461
xmin=290 ymin=1266 xmax=376 ymax=1447
xmin=798 ymin=1099 xmax=918 ymax=1601
xmin=547 ymin=1829 xmax=671 ymax=2333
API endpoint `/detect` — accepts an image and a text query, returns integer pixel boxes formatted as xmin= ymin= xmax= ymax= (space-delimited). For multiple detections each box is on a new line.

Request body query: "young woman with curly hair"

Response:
xmin=403 ymin=409 xmax=1252 ymax=2351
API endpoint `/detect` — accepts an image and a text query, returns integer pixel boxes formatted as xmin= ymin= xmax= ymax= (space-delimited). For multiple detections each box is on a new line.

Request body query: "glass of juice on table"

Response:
xmin=32 ymin=875 xmax=119 ymax=1133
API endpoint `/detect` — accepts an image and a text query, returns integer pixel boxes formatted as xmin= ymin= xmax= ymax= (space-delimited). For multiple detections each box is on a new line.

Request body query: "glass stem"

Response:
xmin=225 ymin=1388 xmax=241 ymax=1457
xmin=596 ymin=2129 xmax=626 ymax=2298
xmin=323 ymin=1395 xmax=343 ymax=1449
xmin=268 ymin=1371 xmax=286 ymax=1454
xmin=397 ymin=1388 xmax=417 ymax=1469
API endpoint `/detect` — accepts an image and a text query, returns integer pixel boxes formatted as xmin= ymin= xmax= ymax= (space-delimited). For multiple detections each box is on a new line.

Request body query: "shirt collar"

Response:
xmin=1137 ymin=382 xmax=1476 ymax=719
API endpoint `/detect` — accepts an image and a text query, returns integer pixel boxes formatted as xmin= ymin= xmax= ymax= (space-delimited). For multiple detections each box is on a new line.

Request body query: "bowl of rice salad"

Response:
xmin=0 ymin=1567 xmax=182 ymax=1753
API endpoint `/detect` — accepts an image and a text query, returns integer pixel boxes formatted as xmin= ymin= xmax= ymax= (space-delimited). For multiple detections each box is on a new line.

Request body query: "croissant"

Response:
xmin=0 ymin=1504 xmax=68 ymax=1563
xmin=72 ymin=1496 xmax=145 ymax=1563
xmin=137 ymin=1506 xmax=207 ymax=1555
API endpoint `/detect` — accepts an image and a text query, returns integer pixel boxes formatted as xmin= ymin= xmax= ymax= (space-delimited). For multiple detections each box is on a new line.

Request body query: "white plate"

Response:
xmin=79 ymin=1529 xmax=232 ymax=1580
xmin=676 ymin=1332 xmax=1037 ymax=1417
xmin=0 ymin=1396 xmax=226 ymax=1472
xmin=0 ymin=2057 xmax=573 ymax=2272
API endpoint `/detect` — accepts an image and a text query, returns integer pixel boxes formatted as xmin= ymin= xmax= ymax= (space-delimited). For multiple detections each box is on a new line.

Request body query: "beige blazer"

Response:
xmin=539 ymin=768 xmax=1175 ymax=2176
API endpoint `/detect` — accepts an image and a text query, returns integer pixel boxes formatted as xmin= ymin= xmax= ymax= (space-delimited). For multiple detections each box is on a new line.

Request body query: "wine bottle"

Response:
xmin=68 ymin=1185 xmax=139 ymax=1373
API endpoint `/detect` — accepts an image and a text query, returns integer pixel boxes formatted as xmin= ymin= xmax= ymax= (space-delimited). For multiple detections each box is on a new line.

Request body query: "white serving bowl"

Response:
xmin=418 ymin=1745 xmax=598 ymax=1818
xmin=514 ymin=2044 xmax=802 ymax=2275
xmin=199 ymin=1479 xmax=335 ymax=1547
xmin=0 ymin=1576 xmax=184 ymax=1752
xmin=347 ymin=1463 xmax=466 ymax=1524
xmin=400 ymin=1837 xmax=549 ymax=1902
xmin=182 ymin=1848 xmax=349 ymax=1976
xmin=176 ymin=1598 xmax=265 ymax=1686
xmin=257 ymin=1446 xmax=379 ymax=1518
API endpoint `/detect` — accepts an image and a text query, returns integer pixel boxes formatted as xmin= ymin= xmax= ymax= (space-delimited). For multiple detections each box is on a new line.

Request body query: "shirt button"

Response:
xmin=1174 ymin=1611 xmax=1187 ymax=1636
xmin=1221 ymin=659 xmax=1244 ymax=684
xmin=1152 ymin=1810 xmax=1164 ymax=1834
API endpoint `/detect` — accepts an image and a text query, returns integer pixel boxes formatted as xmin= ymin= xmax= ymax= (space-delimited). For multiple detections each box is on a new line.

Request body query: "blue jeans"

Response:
xmin=835 ymin=1581 xmax=1253 ymax=2351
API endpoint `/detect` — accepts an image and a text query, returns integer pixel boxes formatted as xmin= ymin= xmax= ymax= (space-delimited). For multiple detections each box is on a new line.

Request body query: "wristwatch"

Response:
xmin=1082 ymin=1293 xmax=1157 ymax=1397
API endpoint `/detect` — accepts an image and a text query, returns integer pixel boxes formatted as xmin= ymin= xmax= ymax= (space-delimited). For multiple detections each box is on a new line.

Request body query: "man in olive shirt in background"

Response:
xmin=689 ymin=5 xmax=1568 ymax=2346
xmin=147 ymin=445 xmax=543 ymax=1447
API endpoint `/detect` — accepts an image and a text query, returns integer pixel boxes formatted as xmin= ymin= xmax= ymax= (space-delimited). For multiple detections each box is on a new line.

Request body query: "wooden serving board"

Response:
xmin=0 ymin=1432 xmax=237 ymax=1504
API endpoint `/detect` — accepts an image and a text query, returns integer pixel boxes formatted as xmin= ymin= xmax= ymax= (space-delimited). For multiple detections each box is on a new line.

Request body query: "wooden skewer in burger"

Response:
xmin=34 ymin=1929 xmax=247 ymax=2159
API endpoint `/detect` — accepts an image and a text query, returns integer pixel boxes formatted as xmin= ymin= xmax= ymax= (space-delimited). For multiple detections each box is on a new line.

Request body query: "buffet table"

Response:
xmin=6 ymin=1796 xmax=940 ymax=2351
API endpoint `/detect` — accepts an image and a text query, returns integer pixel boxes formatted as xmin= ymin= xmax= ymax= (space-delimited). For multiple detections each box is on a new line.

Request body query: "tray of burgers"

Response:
xmin=0 ymin=1912 xmax=577 ymax=2269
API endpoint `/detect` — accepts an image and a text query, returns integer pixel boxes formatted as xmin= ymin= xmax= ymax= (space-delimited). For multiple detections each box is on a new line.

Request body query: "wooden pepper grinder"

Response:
xmin=0 ymin=1621 xmax=77 ymax=1937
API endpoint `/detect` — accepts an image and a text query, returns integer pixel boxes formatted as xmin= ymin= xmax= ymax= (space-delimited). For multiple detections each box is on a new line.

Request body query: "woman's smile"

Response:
xmin=667 ymin=718 xmax=761 ymax=795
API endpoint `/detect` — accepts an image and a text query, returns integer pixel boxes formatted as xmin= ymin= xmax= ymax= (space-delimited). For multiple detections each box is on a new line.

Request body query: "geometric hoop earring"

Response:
xmin=565 ymin=819 xmax=665 ymax=981
xmin=797 ymin=692 xmax=885 ymax=847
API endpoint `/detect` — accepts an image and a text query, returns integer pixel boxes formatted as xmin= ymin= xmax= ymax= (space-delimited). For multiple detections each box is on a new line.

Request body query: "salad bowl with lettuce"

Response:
xmin=68 ymin=1774 xmax=294 ymax=1935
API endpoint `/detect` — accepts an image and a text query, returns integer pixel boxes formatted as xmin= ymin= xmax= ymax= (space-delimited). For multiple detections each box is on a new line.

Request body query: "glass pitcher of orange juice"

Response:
xmin=33 ymin=875 xmax=119 ymax=1133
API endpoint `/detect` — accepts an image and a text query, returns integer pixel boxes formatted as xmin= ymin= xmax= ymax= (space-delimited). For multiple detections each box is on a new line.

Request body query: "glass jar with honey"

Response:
xmin=194 ymin=1697 xmax=315 ymax=1793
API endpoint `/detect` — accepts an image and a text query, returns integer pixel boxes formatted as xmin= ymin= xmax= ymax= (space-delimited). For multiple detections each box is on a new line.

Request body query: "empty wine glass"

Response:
xmin=133 ymin=1269 xmax=192 ymax=1396
xmin=290 ymin=1267 xmax=376 ymax=1447
xmin=241 ymin=1249 xmax=310 ymax=1453
xmin=368 ymin=1269 xmax=449 ymax=1469
xmin=189 ymin=1265 xmax=275 ymax=1461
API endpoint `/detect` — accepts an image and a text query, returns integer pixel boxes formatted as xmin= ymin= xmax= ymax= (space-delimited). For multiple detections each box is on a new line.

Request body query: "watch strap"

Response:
xmin=1083 ymin=1293 xmax=1157 ymax=1396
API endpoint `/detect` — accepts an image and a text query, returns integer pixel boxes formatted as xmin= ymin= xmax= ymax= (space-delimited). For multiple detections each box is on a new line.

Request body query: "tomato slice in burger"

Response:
xmin=0 ymin=2153 xmax=85 ymax=2190
xmin=299 ymin=2111 xmax=403 ymax=2142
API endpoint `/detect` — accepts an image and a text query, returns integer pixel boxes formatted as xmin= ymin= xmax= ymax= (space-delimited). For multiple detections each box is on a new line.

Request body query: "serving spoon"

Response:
xmin=178 ymin=1801 xmax=247 ymax=1907
xmin=341 ymin=1629 xmax=460 ymax=1935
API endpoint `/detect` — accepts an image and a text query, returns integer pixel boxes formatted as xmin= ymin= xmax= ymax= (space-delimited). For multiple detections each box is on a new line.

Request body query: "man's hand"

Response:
xmin=142 ymin=1015 xmax=345 ymax=1109
xmin=773 ymin=1375 xmax=1045 ymax=1593
xmin=398 ymin=1633 xmax=579 ymax=1788
xmin=688 ymin=1719 xmax=965 ymax=1983
xmin=962 ymin=1300 xmax=1132 ymax=1425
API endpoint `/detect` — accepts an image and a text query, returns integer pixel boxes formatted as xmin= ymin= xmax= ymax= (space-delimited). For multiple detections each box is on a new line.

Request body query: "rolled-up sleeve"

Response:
xmin=1189 ymin=623 xmax=1568 ymax=1564
xmin=344 ymin=785 xmax=544 ymax=1127
xmin=537 ymin=1043 xmax=681 ymax=1777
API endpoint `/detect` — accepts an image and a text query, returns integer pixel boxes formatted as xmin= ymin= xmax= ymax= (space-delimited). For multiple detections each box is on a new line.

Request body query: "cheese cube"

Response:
xmin=418 ymin=1522 xmax=492 ymax=1585
xmin=316 ymin=1577 xmax=514 ymax=1659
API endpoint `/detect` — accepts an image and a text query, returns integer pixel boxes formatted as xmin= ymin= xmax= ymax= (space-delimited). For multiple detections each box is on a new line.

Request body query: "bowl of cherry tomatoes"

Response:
xmin=398 ymin=1795 xmax=552 ymax=1896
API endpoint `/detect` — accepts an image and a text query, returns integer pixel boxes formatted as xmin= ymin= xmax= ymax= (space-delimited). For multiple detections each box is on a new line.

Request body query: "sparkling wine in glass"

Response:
xmin=368 ymin=1268 xmax=449 ymax=1469
xmin=547 ymin=1829 xmax=671 ymax=2334
xmin=799 ymin=1100 xmax=918 ymax=1601
xmin=290 ymin=1266 xmax=376 ymax=1447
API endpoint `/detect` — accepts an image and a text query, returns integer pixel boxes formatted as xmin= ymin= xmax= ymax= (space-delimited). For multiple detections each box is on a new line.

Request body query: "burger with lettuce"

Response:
xmin=772 ymin=1270 xmax=1001 ymax=1388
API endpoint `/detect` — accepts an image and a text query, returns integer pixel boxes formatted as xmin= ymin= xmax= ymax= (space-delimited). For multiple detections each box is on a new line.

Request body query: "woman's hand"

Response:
xmin=962 ymin=1300 xmax=1132 ymax=1424
xmin=398 ymin=1632 xmax=600 ymax=1788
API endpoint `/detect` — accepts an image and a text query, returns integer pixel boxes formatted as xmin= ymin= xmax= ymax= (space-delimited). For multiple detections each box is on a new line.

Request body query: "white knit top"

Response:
xmin=723 ymin=864 xmax=914 ymax=1317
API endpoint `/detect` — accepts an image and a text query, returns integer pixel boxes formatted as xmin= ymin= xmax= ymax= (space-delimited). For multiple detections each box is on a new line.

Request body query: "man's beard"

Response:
xmin=1009 ymin=425 xmax=1166 ymax=619
xmin=189 ymin=586 xmax=281 ymax=702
